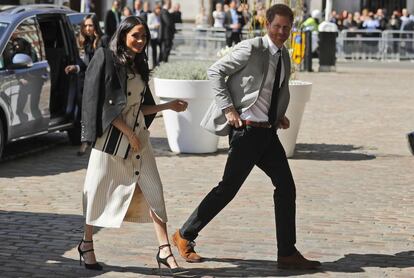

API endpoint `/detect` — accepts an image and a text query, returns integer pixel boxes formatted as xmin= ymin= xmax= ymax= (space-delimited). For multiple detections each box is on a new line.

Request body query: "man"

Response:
xmin=134 ymin=0 xmax=143 ymax=17
xmin=159 ymin=0 xmax=175 ymax=62
xmin=104 ymin=0 xmax=121 ymax=38
xmin=171 ymin=3 xmax=182 ymax=25
xmin=224 ymin=0 xmax=245 ymax=47
xmin=172 ymin=4 xmax=321 ymax=270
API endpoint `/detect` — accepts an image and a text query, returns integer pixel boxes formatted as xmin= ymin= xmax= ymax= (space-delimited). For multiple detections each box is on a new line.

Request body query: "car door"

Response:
xmin=0 ymin=17 xmax=50 ymax=140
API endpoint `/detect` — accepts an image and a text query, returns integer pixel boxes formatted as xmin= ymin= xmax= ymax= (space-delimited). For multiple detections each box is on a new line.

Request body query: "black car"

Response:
xmin=0 ymin=5 xmax=88 ymax=158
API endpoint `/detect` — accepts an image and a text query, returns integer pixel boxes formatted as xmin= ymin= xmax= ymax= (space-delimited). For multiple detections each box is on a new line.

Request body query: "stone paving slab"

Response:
xmin=0 ymin=62 xmax=414 ymax=277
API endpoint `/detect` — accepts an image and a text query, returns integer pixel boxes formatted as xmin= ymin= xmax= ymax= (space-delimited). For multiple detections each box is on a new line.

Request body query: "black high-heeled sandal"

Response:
xmin=156 ymin=244 xmax=187 ymax=276
xmin=77 ymin=239 xmax=103 ymax=271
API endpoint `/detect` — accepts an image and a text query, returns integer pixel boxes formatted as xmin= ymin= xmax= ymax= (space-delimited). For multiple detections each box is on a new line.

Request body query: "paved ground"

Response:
xmin=1 ymin=62 xmax=414 ymax=278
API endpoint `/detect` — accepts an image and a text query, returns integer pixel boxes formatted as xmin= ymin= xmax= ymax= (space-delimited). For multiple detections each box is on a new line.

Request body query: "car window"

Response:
xmin=0 ymin=22 xmax=8 ymax=36
xmin=1 ymin=18 xmax=42 ymax=70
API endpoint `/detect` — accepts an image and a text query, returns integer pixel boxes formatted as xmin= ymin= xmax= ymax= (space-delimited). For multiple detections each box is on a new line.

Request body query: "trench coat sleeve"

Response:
xmin=207 ymin=39 xmax=252 ymax=109
xmin=81 ymin=47 xmax=105 ymax=142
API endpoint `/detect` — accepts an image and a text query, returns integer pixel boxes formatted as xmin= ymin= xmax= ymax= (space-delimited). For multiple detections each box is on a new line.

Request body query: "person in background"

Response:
xmin=251 ymin=2 xmax=266 ymax=30
xmin=362 ymin=12 xmax=380 ymax=30
xmin=223 ymin=4 xmax=230 ymax=13
xmin=240 ymin=2 xmax=252 ymax=27
xmin=78 ymin=16 xmax=188 ymax=274
xmin=171 ymin=3 xmax=182 ymax=25
xmin=64 ymin=14 xmax=108 ymax=156
xmin=147 ymin=4 xmax=161 ymax=68
xmin=353 ymin=11 xmax=364 ymax=29
xmin=104 ymin=0 xmax=121 ymax=38
xmin=134 ymin=0 xmax=143 ymax=17
xmin=400 ymin=8 xmax=413 ymax=30
xmin=212 ymin=2 xmax=225 ymax=28
xmin=159 ymin=0 xmax=175 ymax=62
xmin=387 ymin=10 xmax=401 ymax=30
xmin=224 ymin=0 xmax=245 ymax=47
xmin=121 ymin=6 xmax=133 ymax=21
xmin=375 ymin=8 xmax=388 ymax=30
xmin=140 ymin=1 xmax=152 ymax=22
xmin=343 ymin=12 xmax=357 ymax=29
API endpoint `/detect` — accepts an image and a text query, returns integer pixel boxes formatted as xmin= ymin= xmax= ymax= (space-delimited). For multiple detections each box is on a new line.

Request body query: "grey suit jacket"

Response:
xmin=200 ymin=37 xmax=291 ymax=136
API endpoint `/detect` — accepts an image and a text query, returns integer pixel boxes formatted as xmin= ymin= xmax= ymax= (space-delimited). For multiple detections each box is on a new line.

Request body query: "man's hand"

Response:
xmin=224 ymin=106 xmax=243 ymax=128
xmin=278 ymin=116 xmax=290 ymax=129
xmin=64 ymin=65 xmax=78 ymax=75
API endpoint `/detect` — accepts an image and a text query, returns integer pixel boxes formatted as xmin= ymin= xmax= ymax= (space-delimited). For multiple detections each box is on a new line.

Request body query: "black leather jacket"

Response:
xmin=81 ymin=47 xmax=156 ymax=143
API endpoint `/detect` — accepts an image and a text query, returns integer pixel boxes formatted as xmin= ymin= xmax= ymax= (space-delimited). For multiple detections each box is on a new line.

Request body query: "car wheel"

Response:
xmin=67 ymin=124 xmax=81 ymax=146
xmin=0 ymin=120 xmax=5 ymax=159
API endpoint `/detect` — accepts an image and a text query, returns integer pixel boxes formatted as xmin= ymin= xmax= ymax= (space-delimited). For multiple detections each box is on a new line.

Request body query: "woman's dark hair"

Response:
xmin=109 ymin=16 xmax=151 ymax=83
xmin=266 ymin=4 xmax=294 ymax=24
xmin=80 ymin=14 xmax=104 ymax=49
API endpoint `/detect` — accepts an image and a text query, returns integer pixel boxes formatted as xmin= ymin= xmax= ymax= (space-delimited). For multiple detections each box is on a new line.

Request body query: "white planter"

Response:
xmin=278 ymin=81 xmax=312 ymax=158
xmin=154 ymin=78 xmax=219 ymax=153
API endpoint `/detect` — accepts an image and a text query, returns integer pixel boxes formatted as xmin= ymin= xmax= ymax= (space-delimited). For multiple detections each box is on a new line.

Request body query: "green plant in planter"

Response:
xmin=153 ymin=61 xmax=213 ymax=81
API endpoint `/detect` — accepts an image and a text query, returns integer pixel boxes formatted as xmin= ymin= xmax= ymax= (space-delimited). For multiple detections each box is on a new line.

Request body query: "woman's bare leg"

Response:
xmin=150 ymin=210 xmax=179 ymax=269
xmin=80 ymin=224 xmax=98 ymax=264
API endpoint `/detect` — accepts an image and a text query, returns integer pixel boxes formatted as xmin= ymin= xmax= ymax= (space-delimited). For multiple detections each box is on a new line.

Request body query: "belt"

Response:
xmin=241 ymin=120 xmax=272 ymax=128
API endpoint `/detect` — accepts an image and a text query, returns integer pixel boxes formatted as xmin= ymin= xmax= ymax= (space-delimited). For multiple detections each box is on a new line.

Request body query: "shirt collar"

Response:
xmin=265 ymin=35 xmax=282 ymax=56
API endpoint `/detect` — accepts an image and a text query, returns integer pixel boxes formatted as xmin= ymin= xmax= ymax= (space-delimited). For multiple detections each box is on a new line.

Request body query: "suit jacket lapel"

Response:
xmin=260 ymin=37 xmax=270 ymax=89
xmin=281 ymin=47 xmax=290 ymax=87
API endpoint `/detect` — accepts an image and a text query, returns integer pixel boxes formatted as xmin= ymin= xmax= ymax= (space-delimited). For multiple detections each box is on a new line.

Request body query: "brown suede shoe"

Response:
xmin=172 ymin=230 xmax=202 ymax=263
xmin=277 ymin=251 xmax=321 ymax=270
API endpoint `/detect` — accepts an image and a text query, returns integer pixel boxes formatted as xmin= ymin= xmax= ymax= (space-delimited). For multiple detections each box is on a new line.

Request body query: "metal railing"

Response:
xmin=171 ymin=24 xmax=414 ymax=62
xmin=171 ymin=23 xmax=264 ymax=60
xmin=337 ymin=29 xmax=414 ymax=60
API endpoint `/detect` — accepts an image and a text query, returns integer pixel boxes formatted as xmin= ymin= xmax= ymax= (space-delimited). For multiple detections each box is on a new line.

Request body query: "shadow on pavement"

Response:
xmin=0 ymin=145 xmax=88 ymax=178
xmin=1 ymin=210 xmax=413 ymax=277
xmin=151 ymin=137 xmax=228 ymax=157
xmin=323 ymin=251 xmax=414 ymax=273
xmin=0 ymin=211 xmax=158 ymax=277
xmin=185 ymin=251 xmax=414 ymax=277
xmin=292 ymin=143 xmax=376 ymax=161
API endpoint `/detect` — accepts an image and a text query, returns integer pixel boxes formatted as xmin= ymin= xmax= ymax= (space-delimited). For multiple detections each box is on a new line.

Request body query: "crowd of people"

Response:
xmin=327 ymin=7 xmax=414 ymax=32
xmin=104 ymin=0 xmax=182 ymax=67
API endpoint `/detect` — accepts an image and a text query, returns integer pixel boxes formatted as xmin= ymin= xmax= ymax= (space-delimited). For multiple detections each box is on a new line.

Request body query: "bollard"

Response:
xmin=304 ymin=30 xmax=313 ymax=72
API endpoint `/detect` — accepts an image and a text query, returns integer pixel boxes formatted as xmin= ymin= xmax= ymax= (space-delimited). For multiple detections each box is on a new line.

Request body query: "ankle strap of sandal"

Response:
xmin=82 ymin=239 xmax=94 ymax=243
xmin=159 ymin=244 xmax=171 ymax=249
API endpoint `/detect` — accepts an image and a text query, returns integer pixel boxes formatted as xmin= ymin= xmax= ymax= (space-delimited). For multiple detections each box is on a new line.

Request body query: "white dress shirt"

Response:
xmin=240 ymin=35 xmax=285 ymax=122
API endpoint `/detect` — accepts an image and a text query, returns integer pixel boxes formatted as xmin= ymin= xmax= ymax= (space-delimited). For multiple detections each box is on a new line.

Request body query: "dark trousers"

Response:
xmin=160 ymin=39 xmax=173 ymax=62
xmin=150 ymin=39 xmax=160 ymax=68
xmin=226 ymin=31 xmax=241 ymax=47
xmin=180 ymin=126 xmax=297 ymax=256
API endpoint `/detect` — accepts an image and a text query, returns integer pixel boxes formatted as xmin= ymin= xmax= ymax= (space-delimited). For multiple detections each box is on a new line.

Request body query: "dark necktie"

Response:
xmin=268 ymin=49 xmax=282 ymax=125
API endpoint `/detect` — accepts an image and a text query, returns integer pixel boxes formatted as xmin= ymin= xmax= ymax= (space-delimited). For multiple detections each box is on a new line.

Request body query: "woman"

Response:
xmin=121 ymin=6 xmax=133 ymax=21
xmin=147 ymin=3 xmax=161 ymax=68
xmin=78 ymin=16 xmax=187 ymax=274
xmin=212 ymin=2 xmax=225 ymax=28
xmin=65 ymin=14 xmax=108 ymax=156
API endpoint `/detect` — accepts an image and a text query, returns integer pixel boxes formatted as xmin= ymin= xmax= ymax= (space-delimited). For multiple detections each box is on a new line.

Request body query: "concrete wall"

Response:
xmin=332 ymin=0 xmax=360 ymax=13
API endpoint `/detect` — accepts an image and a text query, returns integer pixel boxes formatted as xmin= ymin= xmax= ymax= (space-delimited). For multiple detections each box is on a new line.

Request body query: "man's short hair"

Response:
xmin=266 ymin=4 xmax=294 ymax=24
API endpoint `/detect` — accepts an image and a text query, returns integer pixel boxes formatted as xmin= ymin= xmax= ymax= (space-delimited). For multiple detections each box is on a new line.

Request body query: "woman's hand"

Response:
xmin=168 ymin=99 xmax=188 ymax=112
xmin=127 ymin=132 xmax=141 ymax=153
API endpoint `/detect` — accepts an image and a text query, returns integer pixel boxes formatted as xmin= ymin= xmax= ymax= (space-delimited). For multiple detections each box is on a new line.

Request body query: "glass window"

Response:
xmin=0 ymin=22 xmax=9 ymax=37
xmin=1 ymin=18 xmax=42 ymax=69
